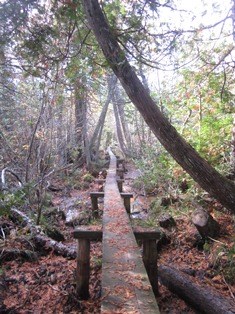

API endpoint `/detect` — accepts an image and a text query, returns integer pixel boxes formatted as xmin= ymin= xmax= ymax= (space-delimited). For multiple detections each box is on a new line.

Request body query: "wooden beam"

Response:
xmin=95 ymin=179 xmax=124 ymax=192
xmin=117 ymin=167 xmax=124 ymax=179
xmin=143 ymin=239 xmax=158 ymax=296
xmin=73 ymin=228 xmax=161 ymax=241
xmin=90 ymin=191 xmax=133 ymax=198
xmin=90 ymin=192 xmax=133 ymax=213
xmin=73 ymin=226 xmax=161 ymax=301
xmin=117 ymin=158 xmax=125 ymax=170
xmin=73 ymin=229 xmax=102 ymax=240
xmin=76 ymin=238 xmax=90 ymax=300
xmin=90 ymin=194 xmax=99 ymax=218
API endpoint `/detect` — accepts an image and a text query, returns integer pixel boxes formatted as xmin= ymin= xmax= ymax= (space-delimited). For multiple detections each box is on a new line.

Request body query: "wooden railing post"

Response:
xmin=76 ymin=238 xmax=90 ymax=299
xmin=117 ymin=168 xmax=124 ymax=179
xmin=123 ymin=196 xmax=131 ymax=214
xmin=142 ymin=239 xmax=158 ymax=296
xmin=117 ymin=179 xmax=123 ymax=192
xmin=90 ymin=195 xmax=99 ymax=218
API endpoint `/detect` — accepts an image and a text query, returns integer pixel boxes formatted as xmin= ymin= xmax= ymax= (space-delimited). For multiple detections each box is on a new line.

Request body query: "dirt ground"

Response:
xmin=1 ymin=162 xmax=235 ymax=313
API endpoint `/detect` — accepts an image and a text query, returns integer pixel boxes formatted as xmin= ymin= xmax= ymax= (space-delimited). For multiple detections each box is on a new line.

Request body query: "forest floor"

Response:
xmin=1 ymin=161 xmax=235 ymax=313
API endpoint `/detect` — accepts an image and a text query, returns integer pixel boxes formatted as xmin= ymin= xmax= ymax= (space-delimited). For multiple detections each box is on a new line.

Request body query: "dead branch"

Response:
xmin=1 ymin=168 xmax=23 ymax=190
xmin=10 ymin=208 xmax=76 ymax=259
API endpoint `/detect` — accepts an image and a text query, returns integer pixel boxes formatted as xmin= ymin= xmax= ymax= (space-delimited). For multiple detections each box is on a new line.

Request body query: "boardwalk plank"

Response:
xmin=101 ymin=148 xmax=160 ymax=313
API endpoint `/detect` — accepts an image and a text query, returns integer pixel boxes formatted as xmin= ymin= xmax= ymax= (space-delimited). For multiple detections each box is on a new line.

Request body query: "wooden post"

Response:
xmin=76 ymin=238 xmax=90 ymax=299
xmin=117 ymin=158 xmax=125 ymax=169
xmin=143 ymin=239 xmax=158 ymax=296
xmin=123 ymin=197 xmax=131 ymax=214
xmin=117 ymin=168 xmax=124 ymax=179
xmin=117 ymin=179 xmax=123 ymax=192
xmin=91 ymin=195 xmax=99 ymax=218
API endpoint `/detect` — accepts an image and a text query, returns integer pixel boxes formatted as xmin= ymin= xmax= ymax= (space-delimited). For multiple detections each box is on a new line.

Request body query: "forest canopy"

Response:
xmin=0 ymin=0 xmax=235 ymax=209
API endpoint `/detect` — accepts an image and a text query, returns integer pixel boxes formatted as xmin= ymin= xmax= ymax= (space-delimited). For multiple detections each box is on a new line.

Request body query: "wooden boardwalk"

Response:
xmin=101 ymin=148 xmax=160 ymax=313
xmin=74 ymin=148 xmax=160 ymax=313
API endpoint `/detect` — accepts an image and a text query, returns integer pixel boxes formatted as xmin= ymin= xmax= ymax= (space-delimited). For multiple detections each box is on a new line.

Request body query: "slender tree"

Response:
xmin=89 ymin=73 xmax=117 ymax=161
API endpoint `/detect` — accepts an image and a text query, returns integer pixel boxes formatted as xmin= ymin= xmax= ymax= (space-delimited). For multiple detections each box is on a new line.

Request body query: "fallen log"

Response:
xmin=0 ymin=248 xmax=37 ymax=262
xmin=10 ymin=208 xmax=76 ymax=259
xmin=33 ymin=234 xmax=76 ymax=259
xmin=159 ymin=265 xmax=235 ymax=314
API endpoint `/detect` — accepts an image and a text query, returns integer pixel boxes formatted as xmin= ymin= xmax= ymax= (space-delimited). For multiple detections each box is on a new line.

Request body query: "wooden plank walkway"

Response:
xmin=101 ymin=148 xmax=160 ymax=313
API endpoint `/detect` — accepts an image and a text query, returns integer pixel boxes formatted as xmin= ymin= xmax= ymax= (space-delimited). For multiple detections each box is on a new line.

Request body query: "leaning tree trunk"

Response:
xmin=81 ymin=0 xmax=235 ymax=212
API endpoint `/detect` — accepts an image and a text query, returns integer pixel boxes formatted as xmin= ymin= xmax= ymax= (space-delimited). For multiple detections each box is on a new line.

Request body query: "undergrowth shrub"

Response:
xmin=0 ymin=189 xmax=27 ymax=216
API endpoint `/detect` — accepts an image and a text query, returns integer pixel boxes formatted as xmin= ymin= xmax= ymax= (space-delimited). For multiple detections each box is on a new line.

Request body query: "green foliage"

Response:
xmin=0 ymin=189 xmax=26 ymax=216
xmin=149 ymin=199 xmax=163 ymax=215
xmin=91 ymin=256 xmax=102 ymax=268
xmin=161 ymin=61 xmax=234 ymax=172
xmin=211 ymin=241 xmax=235 ymax=285
xmin=82 ymin=173 xmax=94 ymax=183
xmin=133 ymin=145 xmax=181 ymax=195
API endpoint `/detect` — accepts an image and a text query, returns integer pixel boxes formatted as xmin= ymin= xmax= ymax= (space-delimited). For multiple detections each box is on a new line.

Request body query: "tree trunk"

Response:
xmin=74 ymin=77 xmax=90 ymax=166
xmin=82 ymin=0 xmax=235 ymax=212
xmin=89 ymin=73 xmax=117 ymax=160
xmin=159 ymin=265 xmax=235 ymax=314
xmin=231 ymin=114 xmax=235 ymax=176
xmin=113 ymin=96 xmax=129 ymax=156
xmin=113 ymin=84 xmax=133 ymax=153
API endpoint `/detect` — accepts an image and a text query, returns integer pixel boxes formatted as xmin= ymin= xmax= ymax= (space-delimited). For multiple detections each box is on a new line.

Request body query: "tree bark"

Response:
xmin=74 ymin=77 xmax=90 ymax=166
xmin=89 ymin=73 xmax=117 ymax=160
xmin=113 ymin=84 xmax=133 ymax=153
xmin=81 ymin=0 xmax=235 ymax=212
xmin=159 ymin=265 xmax=235 ymax=314
xmin=231 ymin=114 xmax=235 ymax=176
xmin=113 ymin=98 xmax=127 ymax=155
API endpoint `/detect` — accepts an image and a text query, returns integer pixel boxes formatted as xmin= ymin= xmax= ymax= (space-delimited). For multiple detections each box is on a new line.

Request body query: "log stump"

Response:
xmin=192 ymin=208 xmax=220 ymax=239
xmin=159 ymin=213 xmax=176 ymax=229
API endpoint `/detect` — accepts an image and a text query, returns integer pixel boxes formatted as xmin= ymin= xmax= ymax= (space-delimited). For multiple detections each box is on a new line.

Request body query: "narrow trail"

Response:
xmin=1 ymin=159 xmax=234 ymax=313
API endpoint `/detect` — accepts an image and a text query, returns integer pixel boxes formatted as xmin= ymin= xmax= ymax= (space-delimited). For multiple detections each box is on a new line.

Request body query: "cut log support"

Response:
xmin=117 ymin=179 xmax=123 ymax=192
xmin=117 ymin=167 xmax=124 ymax=179
xmin=73 ymin=227 xmax=161 ymax=300
xmin=159 ymin=265 xmax=235 ymax=314
xmin=76 ymin=238 xmax=90 ymax=299
xmin=95 ymin=179 xmax=124 ymax=192
xmin=192 ymin=208 xmax=220 ymax=239
xmin=117 ymin=158 xmax=125 ymax=171
xmin=74 ymin=229 xmax=103 ymax=299
xmin=90 ymin=193 xmax=99 ymax=218
xmin=90 ymin=191 xmax=133 ymax=215
xmin=143 ymin=239 xmax=158 ymax=296
xmin=123 ymin=194 xmax=131 ymax=213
